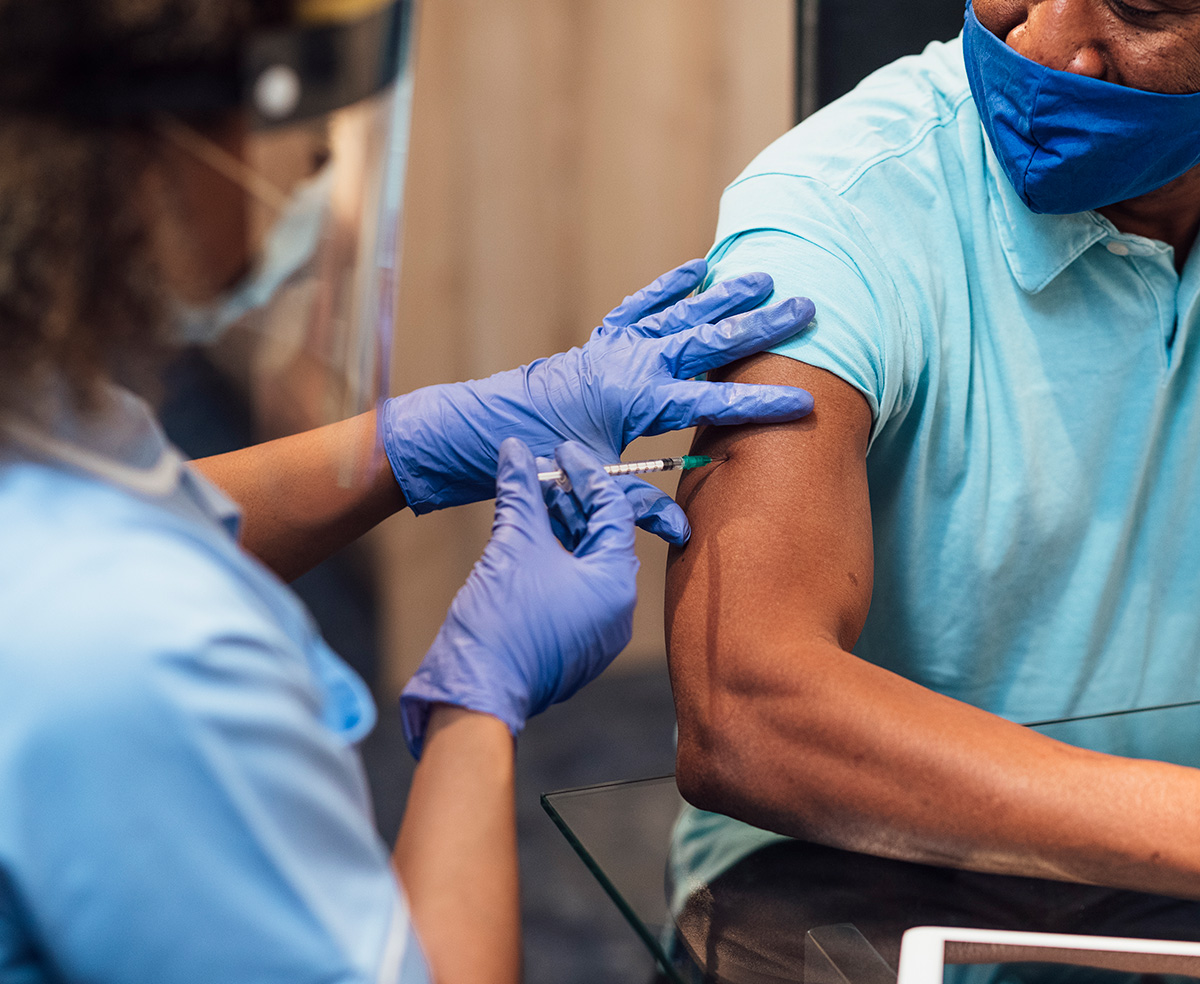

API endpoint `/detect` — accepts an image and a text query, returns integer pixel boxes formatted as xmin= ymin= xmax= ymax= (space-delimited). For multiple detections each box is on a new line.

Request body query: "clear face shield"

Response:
xmin=159 ymin=0 xmax=416 ymax=481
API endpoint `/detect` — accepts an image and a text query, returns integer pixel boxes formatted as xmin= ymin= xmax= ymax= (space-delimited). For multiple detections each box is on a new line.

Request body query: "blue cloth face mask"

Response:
xmin=963 ymin=1 xmax=1200 ymax=214
xmin=175 ymin=165 xmax=332 ymax=345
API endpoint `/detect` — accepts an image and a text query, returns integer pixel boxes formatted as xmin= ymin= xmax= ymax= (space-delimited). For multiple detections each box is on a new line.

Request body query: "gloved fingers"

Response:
xmin=624 ymin=272 xmax=774 ymax=340
xmin=553 ymin=442 xmax=637 ymax=559
xmin=540 ymin=458 xmax=686 ymax=546
xmin=617 ymin=476 xmax=691 ymax=545
xmin=644 ymin=380 xmax=815 ymax=433
xmin=656 ymin=296 xmax=816 ymax=379
xmin=493 ymin=437 xmax=554 ymax=539
xmin=599 ymin=258 xmax=706 ymax=332
xmin=539 ymin=456 xmax=588 ymax=550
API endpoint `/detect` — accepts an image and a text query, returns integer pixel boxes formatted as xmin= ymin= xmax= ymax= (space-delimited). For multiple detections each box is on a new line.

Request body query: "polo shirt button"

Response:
xmin=1107 ymin=241 xmax=1131 ymax=256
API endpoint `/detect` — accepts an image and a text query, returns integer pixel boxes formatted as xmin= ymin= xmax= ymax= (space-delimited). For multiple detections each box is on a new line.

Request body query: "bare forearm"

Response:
xmin=673 ymin=633 xmax=1200 ymax=898
xmin=191 ymin=411 xmax=406 ymax=580
xmin=392 ymin=706 xmax=521 ymax=984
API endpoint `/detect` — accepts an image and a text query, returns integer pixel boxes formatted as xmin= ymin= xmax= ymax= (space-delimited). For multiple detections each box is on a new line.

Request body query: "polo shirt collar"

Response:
xmin=982 ymin=131 xmax=1116 ymax=295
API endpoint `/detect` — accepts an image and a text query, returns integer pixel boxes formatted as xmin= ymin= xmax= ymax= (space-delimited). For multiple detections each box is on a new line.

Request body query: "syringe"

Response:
xmin=538 ymin=455 xmax=716 ymax=490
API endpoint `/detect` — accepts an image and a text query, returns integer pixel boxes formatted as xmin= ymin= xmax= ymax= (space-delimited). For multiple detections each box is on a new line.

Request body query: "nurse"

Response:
xmin=0 ymin=1 xmax=814 ymax=982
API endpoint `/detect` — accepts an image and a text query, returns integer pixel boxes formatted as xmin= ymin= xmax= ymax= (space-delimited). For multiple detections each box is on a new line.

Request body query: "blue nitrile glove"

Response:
xmin=382 ymin=258 xmax=816 ymax=544
xmin=400 ymin=438 xmax=639 ymax=757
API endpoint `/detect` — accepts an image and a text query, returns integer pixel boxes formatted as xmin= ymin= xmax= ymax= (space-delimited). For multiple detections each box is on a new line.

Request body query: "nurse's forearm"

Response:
xmin=191 ymin=411 xmax=406 ymax=581
xmin=393 ymin=706 xmax=521 ymax=984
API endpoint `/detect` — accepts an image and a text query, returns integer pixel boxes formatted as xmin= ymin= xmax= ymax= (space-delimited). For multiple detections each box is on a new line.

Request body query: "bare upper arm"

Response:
xmin=665 ymin=353 xmax=874 ymax=732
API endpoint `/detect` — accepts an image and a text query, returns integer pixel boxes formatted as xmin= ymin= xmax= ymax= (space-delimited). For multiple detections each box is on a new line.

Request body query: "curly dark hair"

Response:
xmin=0 ymin=0 xmax=258 ymax=415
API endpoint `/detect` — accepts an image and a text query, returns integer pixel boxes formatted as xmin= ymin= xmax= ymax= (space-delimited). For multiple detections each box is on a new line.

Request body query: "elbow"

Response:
xmin=668 ymin=638 xmax=838 ymax=827
xmin=670 ymin=656 xmax=776 ymax=818
xmin=674 ymin=706 xmax=757 ymax=819
xmin=675 ymin=715 xmax=835 ymax=844
xmin=675 ymin=728 xmax=720 ymax=815
xmin=672 ymin=681 xmax=827 ymax=837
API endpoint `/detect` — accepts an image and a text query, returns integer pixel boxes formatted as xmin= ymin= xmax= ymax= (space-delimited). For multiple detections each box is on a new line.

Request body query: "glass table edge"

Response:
xmin=540 ymin=775 xmax=685 ymax=983
xmin=1022 ymin=697 xmax=1200 ymax=729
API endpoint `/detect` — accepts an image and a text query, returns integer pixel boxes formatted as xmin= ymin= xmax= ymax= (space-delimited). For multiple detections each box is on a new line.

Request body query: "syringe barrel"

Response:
xmin=604 ymin=457 xmax=683 ymax=477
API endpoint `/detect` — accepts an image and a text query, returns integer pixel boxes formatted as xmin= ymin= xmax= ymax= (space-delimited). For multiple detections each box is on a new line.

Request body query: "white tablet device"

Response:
xmin=897 ymin=926 xmax=1200 ymax=984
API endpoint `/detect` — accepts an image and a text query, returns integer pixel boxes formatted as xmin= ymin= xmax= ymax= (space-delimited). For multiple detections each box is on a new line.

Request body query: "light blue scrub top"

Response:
xmin=0 ymin=385 xmax=429 ymax=983
xmin=673 ymin=33 xmax=1200 ymax=899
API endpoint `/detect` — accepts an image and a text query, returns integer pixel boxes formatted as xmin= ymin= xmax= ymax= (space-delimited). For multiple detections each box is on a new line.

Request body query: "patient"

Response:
xmin=665 ymin=0 xmax=1200 ymax=901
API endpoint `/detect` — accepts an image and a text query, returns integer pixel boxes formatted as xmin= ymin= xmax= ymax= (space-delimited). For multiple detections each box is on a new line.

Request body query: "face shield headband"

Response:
xmin=962 ymin=0 xmax=1200 ymax=214
xmin=41 ymin=0 xmax=412 ymax=131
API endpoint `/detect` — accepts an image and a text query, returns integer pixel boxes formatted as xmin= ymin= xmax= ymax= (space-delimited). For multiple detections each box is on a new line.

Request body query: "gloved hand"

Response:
xmin=382 ymin=258 xmax=816 ymax=544
xmin=400 ymin=438 xmax=638 ymax=757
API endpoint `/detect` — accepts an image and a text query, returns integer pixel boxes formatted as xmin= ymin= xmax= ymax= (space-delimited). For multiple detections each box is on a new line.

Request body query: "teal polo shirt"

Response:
xmin=705 ymin=33 xmax=1200 ymax=722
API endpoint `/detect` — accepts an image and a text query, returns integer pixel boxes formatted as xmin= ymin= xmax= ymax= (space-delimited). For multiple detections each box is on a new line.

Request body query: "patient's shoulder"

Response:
xmin=706 ymin=40 xmax=982 ymax=442
xmin=735 ymin=36 xmax=980 ymax=205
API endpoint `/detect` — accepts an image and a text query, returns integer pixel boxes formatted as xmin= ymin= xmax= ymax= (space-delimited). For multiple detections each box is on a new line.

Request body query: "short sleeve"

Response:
xmin=706 ymin=172 xmax=923 ymax=441
xmin=0 ymin=533 xmax=429 ymax=984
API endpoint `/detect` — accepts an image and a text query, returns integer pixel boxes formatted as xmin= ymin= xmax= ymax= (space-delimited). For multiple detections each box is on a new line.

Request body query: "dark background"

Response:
xmin=799 ymin=0 xmax=966 ymax=116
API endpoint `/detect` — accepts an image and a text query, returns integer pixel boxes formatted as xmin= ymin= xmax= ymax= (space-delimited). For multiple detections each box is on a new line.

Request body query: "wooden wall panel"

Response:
xmin=376 ymin=0 xmax=794 ymax=697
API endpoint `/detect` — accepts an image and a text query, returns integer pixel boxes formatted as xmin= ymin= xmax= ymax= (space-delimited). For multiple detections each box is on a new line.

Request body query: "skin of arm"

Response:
xmin=666 ymin=353 xmax=1200 ymax=899
xmin=191 ymin=411 xmax=405 ymax=582
xmin=392 ymin=705 xmax=521 ymax=984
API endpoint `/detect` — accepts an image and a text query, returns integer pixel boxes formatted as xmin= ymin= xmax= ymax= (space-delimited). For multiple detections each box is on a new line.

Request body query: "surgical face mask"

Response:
xmin=174 ymin=163 xmax=333 ymax=346
xmin=963 ymin=1 xmax=1200 ymax=215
